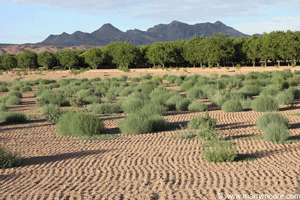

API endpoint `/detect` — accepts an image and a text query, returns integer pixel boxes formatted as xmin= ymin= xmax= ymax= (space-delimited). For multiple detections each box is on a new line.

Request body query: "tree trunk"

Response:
xmin=265 ymin=61 xmax=267 ymax=67
xmin=278 ymin=60 xmax=280 ymax=67
xmin=253 ymin=61 xmax=255 ymax=67
xmin=162 ymin=63 xmax=165 ymax=68
xmin=232 ymin=62 xmax=234 ymax=67
xmin=200 ymin=62 xmax=203 ymax=68
xmin=193 ymin=64 xmax=195 ymax=68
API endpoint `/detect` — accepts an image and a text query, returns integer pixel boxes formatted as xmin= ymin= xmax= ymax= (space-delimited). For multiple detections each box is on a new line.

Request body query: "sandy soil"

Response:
xmin=1 ymin=68 xmax=300 ymax=199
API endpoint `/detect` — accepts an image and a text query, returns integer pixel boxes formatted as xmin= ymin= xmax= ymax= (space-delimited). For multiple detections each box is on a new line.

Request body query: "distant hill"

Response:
xmin=40 ymin=20 xmax=250 ymax=46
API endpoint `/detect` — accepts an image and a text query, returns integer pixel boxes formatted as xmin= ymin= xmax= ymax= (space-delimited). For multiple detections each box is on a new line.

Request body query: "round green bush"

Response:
xmin=186 ymin=87 xmax=206 ymax=100
xmin=221 ymin=99 xmax=243 ymax=112
xmin=251 ymin=96 xmax=278 ymax=112
xmin=287 ymin=87 xmax=300 ymax=99
xmin=88 ymin=103 xmax=120 ymax=114
xmin=0 ymin=85 xmax=8 ymax=92
xmin=118 ymin=113 xmax=167 ymax=134
xmin=10 ymin=84 xmax=22 ymax=91
xmin=41 ymin=104 xmax=61 ymax=123
xmin=188 ymin=101 xmax=208 ymax=112
xmin=131 ymin=77 xmax=141 ymax=82
xmin=239 ymin=85 xmax=261 ymax=96
xmin=0 ymin=147 xmax=22 ymax=169
xmin=202 ymin=145 xmax=237 ymax=162
xmin=174 ymin=78 xmax=183 ymax=86
xmin=5 ymin=95 xmax=21 ymax=105
xmin=263 ymin=122 xmax=289 ymax=144
xmin=276 ymin=90 xmax=294 ymax=105
xmin=75 ymin=89 xmax=94 ymax=99
xmin=36 ymin=91 xmax=65 ymax=107
xmin=167 ymin=75 xmax=178 ymax=84
xmin=0 ymin=103 xmax=7 ymax=111
xmin=121 ymin=97 xmax=146 ymax=114
xmin=187 ymin=112 xmax=217 ymax=130
xmin=141 ymin=83 xmax=156 ymax=95
xmin=180 ymin=81 xmax=195 ymax=91
xmin=0 ymin=112 xmax=28 ymax=124
xmin=165 ymin=95 xmax=183 ymax=110
xmin=140 ymin=102 xmax=167 ymax=116
xmin=7 ymin=90 xmax=22 ymax=98
xmin=260 ymin=85 xmax=280 ymax=96
xmin=209 ymin=92 xmax=228 ymax=107
xmin=256 ymin=112 xmax=289 ymax=131
xmin=176 ymin=99 xmax=191 ymax=111
xmin=57 ymin=112 xmax=104 ymax=136
xmin=19 ymin=85 xmax=32 ymax=93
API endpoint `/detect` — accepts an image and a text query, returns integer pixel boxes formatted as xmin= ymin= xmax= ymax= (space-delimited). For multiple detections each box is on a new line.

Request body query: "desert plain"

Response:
xmin=1 ymin=66 xmax=300 ymax=199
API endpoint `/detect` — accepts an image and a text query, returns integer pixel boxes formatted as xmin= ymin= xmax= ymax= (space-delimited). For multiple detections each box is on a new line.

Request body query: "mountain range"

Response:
xmin=40 ymin=20 xmax=250 ymax=46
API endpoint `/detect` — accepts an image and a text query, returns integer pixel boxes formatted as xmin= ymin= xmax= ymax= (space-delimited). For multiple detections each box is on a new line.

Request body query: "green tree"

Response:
xmin=58 ymin=49 xmax=80 ymax=70
xmin=112 ymin=41 xmax=138 ymax=68
xmin=246 ymin=35 xmax=261 ymax=67
xmin=146 ymin=42 xmax=176 ymax=68
xmin=37 ymin=51 xmax=57 ymax=69
xmin=17 ymin=50 xmax=38 ymax=69
xmin=0 ymin=53 xmax=18 ymax=70
xmin=80 ymin=47 xmax=106 ymax=69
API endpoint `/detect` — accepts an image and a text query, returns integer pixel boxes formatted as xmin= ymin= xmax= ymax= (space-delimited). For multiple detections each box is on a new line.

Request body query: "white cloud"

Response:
xmin=4 ymin=0 xmax=299 ymax=21
xmin=233 ymin=16 xmax=300 ymax=35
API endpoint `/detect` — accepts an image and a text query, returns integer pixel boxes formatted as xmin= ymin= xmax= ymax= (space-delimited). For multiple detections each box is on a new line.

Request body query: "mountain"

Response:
xmin=40 ymin=20 xmax=249 ymax=46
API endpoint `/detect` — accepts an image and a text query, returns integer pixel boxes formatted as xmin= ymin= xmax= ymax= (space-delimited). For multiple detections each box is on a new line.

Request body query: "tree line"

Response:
xmin=0 ymin=30 xmax=300 ymax=71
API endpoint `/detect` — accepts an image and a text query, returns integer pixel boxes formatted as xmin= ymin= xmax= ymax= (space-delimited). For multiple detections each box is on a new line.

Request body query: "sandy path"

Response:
xmin=1 ymin=69 xmax=300 ymax=199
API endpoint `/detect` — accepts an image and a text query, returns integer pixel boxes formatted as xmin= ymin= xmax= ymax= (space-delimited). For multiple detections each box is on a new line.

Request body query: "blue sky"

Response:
xmin=1 ymin=0 xmax=300 ymax=44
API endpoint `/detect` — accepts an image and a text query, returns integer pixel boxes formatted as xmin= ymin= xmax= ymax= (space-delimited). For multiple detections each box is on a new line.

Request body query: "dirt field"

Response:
xmin=1 ymin=67 xmax=300 ymax=199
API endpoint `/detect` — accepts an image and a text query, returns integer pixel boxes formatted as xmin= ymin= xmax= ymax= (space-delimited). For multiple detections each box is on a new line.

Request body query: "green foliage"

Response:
xmin=131 ymin=77 xmax=141 ymax=82
xmin=186 ymin=87 xmax=206 ymax=100
xmin=41 ymin=104 xmax=61 ymax=123
xmin=36 ymin=91 xmax=65 ymax=107
xmin=7 ymin=90 xmax=22 ymax=98
xmin=140 ymin=102 xmax=167 ymax=116
xmin=176 ymin=99 xmax=191 ymax=111
xmin=0 ymin=85 xmax=8 ymax=92
xmin=0 ymin=112 xmax=28 ymax=125
xmin=276 ymin=90 xmax=294 ymax=105
xmin=87 ymin=103 xmax=120 ymax=114
xmin=221 ymin=99 xmax=243 ymax=112
xmin=239 ymin=85 xmax=261 ymax=96
xmin=17 ymin=50 xmax=38 ymax=69
xmin=5 ymin=95 xmax=21 ymax=105
xmin=57 ymin=112 xmax=105 ymax=136
xmin=37 ymin=51 xmax=57 ymax=69
xmin=19 ymin=85 xmax=32 ymax=93
xmin=174 ymin=78 xmax=183 ymax=86
xmin=256 ymin=112 xmax=289 ymax=131
xmin=209 ymin=91 xmax=229 ymax=107
xmin=251 ymin=95 xmax=278 ymax=112
xmin=118 ymin=113 xmax=167 ymax=134
xmin=0 ymin=103 xmax=7 ymax=111
xmin=165 ymin=94 xmax=183 ymax=110
xmin=0 ymin=147 xmax=22 ymax=169
xmin=263 ymin=122 xmax=289 ymax=144
xmin=202 ymin=143 xmax=237 ymax=162
xmin=80 ymin=47 xmax=105 ymax=69
xmin=188 ymin=101 xmax=208 ymax=112
xmin=58 ymin=49 xmax=81 ymax=70
xmin=197 ymin=128 xmax=221 ymax=141
xmin=121 ymin=97 xmax=146 ymax=114
xmin=0 ymin=54 xmax=18 ymax=70
xmin=260 ymin=85 xmax=280 ymax=96
xmin=187 ymin=111 xmax=217 ymax=131
xmin=180 ymin=81 xmax=195 ymax=91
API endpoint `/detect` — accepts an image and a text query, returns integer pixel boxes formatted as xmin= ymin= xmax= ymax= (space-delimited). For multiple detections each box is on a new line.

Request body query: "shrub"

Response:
xmin=239 ymin=85 xmax=261 ymax=96
xmin=287 ymin=87 xmax=300 ymax=99
xmin=165 ymin=94 xmax=183 ymax=110
xmin=122 ymin=97 xmax=146 ymax=114
xmin=118 ymin=113 xmax=167 ymax=134
xmin=36 ymin=91 xmax=65 ymax=107
xmin=174 ymin=78 xmax=183 ymax=86
xmin=0 ymin=85 xmax=8 ymax=92
xmin=7 ymin=90 xmax=22 ymax=98
xmin=41 ymin=104 xmax=61 ymax=123
xmin=197 ymin=128 xmax=220 ymax=141
xmin=188 ymin=101 xmax=208 ymax=112
xmin=186 ymin=87 xmax=206 ymax=100
xmin=57 ymin=112 xmax=104 ymax=136
xmin=75 ymin=89 xmax=94 ymax=99
xmin=131 ymin=77 xmax=141 ymax=82
xmin=176 ymin=99 xmax=191 ymax=111
xmin=0 ymin=103 xmax=7 ymax=111
xmin=251 ymin=96 xmax=278 ymax=112
xmin=260 ymin=85 xmax=280 ymax=96
xmin=256 ymin=112 xmax=289 ymax=131
xmin=5 ymin=95 xmax=21 ymax=105
xmin=19 ymin=85 xmax=32 ymax=93
xmin=221 ymin=99 xmax=243 ymax=112
xmin=276 ymin=90 xmax=294 ymax=105
xmin=187 ymin=111 xmax=217 ymax=131
xmin=0 ymin=112 xmax=28 ymax=124
xmin=180 ymin=81 xmax=195 ymax=91
xmin=167 ymin=75 xmax=178 ymax=83
xmin=140 ymin=102 xmax=167 ymax=116
xmin=0 ymin=147 xmax=22 ymax=169
xmin=10 ymin=84 xmax=22 ymax=91
xmin=88 ymin=103 xmax=120 ymax=114
xmin=151 ymin=75 xmax=163 ymax=85
xmin=240 ymin=97 xmax=253 ymax=110
xmin=141 ymin=83 xmax=156 ymax=95
xmin=209 ymin=92 xmax=229 ymax=107
xmin=202 ymin=143 xmax=237 ymax=162
xmin=263 ymin=122 xmax=289 ymax=144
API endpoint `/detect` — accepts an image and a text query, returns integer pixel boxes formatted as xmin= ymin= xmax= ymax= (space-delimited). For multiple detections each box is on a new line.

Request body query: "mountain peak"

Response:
xmin=214 ymin=21 xmax=225 ymax=26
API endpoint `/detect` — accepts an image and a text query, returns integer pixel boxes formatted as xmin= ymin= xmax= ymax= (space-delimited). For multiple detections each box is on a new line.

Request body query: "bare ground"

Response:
xmin=1 ymin=68 xmax=300 ymax=199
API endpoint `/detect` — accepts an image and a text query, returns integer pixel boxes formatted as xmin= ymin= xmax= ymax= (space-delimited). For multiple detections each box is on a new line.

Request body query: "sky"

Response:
xmin=1 ymin=0 xmax=300 ymax=44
